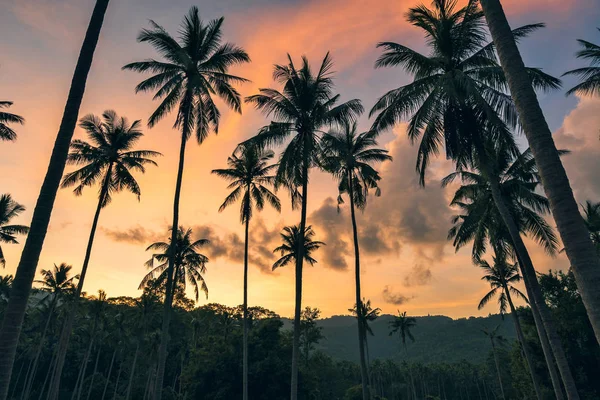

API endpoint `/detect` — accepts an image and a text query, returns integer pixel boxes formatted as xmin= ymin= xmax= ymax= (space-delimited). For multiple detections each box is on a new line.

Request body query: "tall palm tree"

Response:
xmin=481 ymin=324 xmax=507 ymax=400
xmin=389 ymin=311 xmax=417 ymax=400
xmin=479 ymin=0 xmax=600 ymax=349
xmin=246 ymin=53 xmax=361 ymax=399
xmin=47 ymin=110 xmax=159 ymax=398
xmin=123 ymin=9 xmax=249 ymax=398
xmin=581 ymin=201 xmax=600 ymax=249
xmin=0 ymin=2 xmax=110 ymax=396
xmin=0 ymin=194 xmax=29 ymax=269
xmin=321 ymin=122 xmax=391 ymax=399
xmin=349 ymin=298 xmax=381 ymax=390
xmin=563 ymin=29 xmax=600 ymax=96
xmin=272 ymin=225 xmax=324 ymax=271
xmin=476 ymin=252 xmax=543 ymax=399
xmin=445 ymin=147 xmax=576 ymax=399
xmin=0 ymin=102 xmax=24 ymax=142
xmin=212 ymin=144 xmax=280 ymax=400
xmin=140 ymin=227 xmax=210 ymax=302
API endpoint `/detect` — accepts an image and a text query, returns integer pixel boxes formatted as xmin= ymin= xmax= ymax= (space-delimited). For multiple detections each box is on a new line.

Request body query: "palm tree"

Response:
xmin=481 ymin=324 xmax=507 ymax=400
xmin=246 ymin=53 xmax=361 ymax=399
xmin=581 ymin=201 xmax=600 ymax=249
xmin=48 ymin=110 xmax=159 ymax=397
xmin=479 ymin=0 xmax=600 ymax=349
xmin=123 ymin=9 xmax=249 ymax=398
xmin=476 ymin=252 xmax=543 ymax=399
xmin=0 ymin=275 xmax=12 ymax=301
xmin=0 ymin=194 xmax=29 ymax=269
xmin=321 ymin=122 xmax=391 ymax=399
xmin=273 ymin=225 xmax=324 ymax=271
xmin=140 ymin=227 xmax=210 ymax=302
xmin=0 ymin=2 xmax=110 ymax=396
xmin=445 ymin=147 xmax=576 ymax=399
xmin=0 ymin=102 xmax=24 ymax=142
xmin=349 ymin=298 xmax=381 ymax=388
xmin=389 ymin=311 xmax=417 ymax=400
xmin=563 ymin=29 xmax=600 ymax=96
xmin=212 ymin=144 xmax=280 ymax=400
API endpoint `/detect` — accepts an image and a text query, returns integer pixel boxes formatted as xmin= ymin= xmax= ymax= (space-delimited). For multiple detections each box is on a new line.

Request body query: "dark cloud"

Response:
xmin=101 ymin=225 xmax=163 ymax=245
xmin=403 ymin=263 xmax=433 ymax=287
xmin=382 ymin=285 xmax=412 ymax=305
xmin=309 ymin=197 xmax=351 ymax=270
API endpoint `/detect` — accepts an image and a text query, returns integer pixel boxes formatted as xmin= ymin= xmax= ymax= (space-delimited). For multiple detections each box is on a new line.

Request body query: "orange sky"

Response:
xmin=1 ymin=0 xmax=599 ymax=318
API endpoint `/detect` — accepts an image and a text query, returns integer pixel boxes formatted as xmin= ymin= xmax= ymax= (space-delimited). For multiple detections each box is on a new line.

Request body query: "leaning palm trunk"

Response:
xmin=111 ymin=360 xmax=123 ymax=400
xmin=242 ymin=204 xmax=250 ymax=400
xmin=47 ymin=170 xmax=111 ymax=400
xmin=154 ymin=91 xmax=192 ymax=400
xmin=0 ymin=2 xmax=110 ymax=397
xmin=85 ymin=348 xmax=101 ymax=400
xmin=73 ymin=337 xmax=94 ymax=400
xmin=503 ymin=284 xmax=543 ymax=399
xmin=488 ymin=175 xmax=579 ymax=399
xmin=489 ymin=339 xmax=505 ymax=400
xmin=480 ymin=0 xmax=600 ymax=345
xmin=9 ymin=359 xmax=24 ymax=400
xmin=125 ymin=343 xmax=140 ymax=400
xmin=18 ymin=359 xmax=32 ymax=400
xmin=101 ymin=349 xmax=116 ymax=400
xmin=290 ymin=150 xmax=309 ymax=400
xmin=348 ymin=173 xmax=370 ymax=400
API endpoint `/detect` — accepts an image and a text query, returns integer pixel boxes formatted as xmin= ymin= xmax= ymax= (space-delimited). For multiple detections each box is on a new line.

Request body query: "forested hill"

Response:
xmin=284 ymin=313 xmax=516 ymax=364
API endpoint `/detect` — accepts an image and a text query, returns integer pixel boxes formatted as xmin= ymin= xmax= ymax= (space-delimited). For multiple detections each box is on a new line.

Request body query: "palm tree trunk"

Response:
xmin=9 ymin=359 xmax=24 ymax=400
xmin=488 ymin=175 xmax=579 ymax=399
xmin=85 ymin=347 xmax=101 ymax=400
xmin=154 ymin=91 xmax=192 ymax=400
xmin=23 ymin=297 xmax=57 ymax=400
xmin=489 ymin=340 xmax=505 ymax=400
xmin=480 ymin=0 xmax=600 ymax=345
xmin=348 ymin=172 xmax=370 ymax=400
xmin=111 ymin=360 xmax=122 ymax=400
xmin=47 ymin=168 xmax=111 ymax=400
xmin=243 ymin=208 xmax=250 ymax=400
xmin=0 ymin=2 xmax=110 ymax=397
xmin=74 ymin=337 xmax=94 ymax=400
xmin=18 ymin=359 xmax=32 ymax=400
xmin=101 ymin=349 xmax=116 ymax=400
xmin=503 ymin=284 xmax=543 ymax=399
xmin=125 ymin=343 xmax=139 ymax=400
xmin=290 ymin=146 xmax=310 ymax=400
xmin=38 ymin=348 xmax=57 ymax=400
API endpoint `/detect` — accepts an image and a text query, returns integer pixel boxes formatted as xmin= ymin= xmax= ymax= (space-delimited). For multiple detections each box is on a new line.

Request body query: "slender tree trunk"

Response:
xmin=125 ymin=343 xmax=139 ymax=400
xmin=290 ymin=147 xmax=310 ymax=400
xmin=23 ymin=297 xmax=57 ymax=400
xmin=111 ymin=360 xmax=122 ymax=400
xmin=243 ymin=210 xmax=250 ymax=400
xmin=9 ymin=359 xmax=24 ymax=400
xmin=101 ymin=349 xmax=116 ymax=400
xmin=38 ymin=348 xmax=57 ymax=400
xmin=0 ymin=2 xmax=110 ymax=397
xmin=85 ymin=347 xmax=101 ymax=400
xmin=480 ymin=0 xmax=600 ymax=345
xmin=503 ymin=284 xmax=543 ymax=399
xmin=73 ymin=337 xmax=94 ymax=400
xmin=348 ymin=172 xmax=370 ymax=400
xmin=153 ymin=92 xmax=192 ymax=400
xmin=489 ymin=340 xmax=505 ymax=400
xmin=18 ymin=359 xmax=32 ymax=400
xmin=488 ymin=175 xmax=579 ymax=399
xmin=47 ymin=168 xmax=111 ymax=400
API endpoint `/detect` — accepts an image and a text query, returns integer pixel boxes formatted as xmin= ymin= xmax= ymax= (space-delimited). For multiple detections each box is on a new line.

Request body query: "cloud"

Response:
xmin=102 ymin=225 xmax=163 ymax=245
xmin=309 ymin=197 xmax=351 ymax=270
xmin=382 ymin=285 xmax=413 ymax=305
xmin=404 ymin=263 xmax=433 ymax=287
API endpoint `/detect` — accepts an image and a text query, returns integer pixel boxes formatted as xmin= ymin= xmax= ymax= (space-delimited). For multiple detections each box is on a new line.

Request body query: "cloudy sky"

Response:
xmin=1 ymin=0 xmax=599 ymax=318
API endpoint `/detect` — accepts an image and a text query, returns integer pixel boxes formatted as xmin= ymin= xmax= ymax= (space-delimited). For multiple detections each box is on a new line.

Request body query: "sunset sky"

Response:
xmin=1 ymin=0 xmax=599 ymax=319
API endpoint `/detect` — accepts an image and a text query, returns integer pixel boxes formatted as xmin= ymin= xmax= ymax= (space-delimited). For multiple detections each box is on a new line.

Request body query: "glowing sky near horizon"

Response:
xmin=1 ymin=0 xmax=599 ymax=318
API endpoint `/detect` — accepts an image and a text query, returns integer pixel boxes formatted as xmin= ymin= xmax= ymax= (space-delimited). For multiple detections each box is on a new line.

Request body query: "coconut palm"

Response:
xmin=349 ymin=299 xmax=381 ymax=370
xmin=477 ymin=252 xmax=543 ymax=399
xmin=321 ymin=121 xmax=391 ymax=399
xmin=445 ymin=146 xmax=576 ymax=399
xmin=140 ymin=227 xmax=210 ymax=302
xmin=481 ymin=324 xmax=507 ymax=400
xmin=272 ymin=225 xmax=324 ymax=271
xmin=0 ymin=3 xmax=110 ymax=396
xmin=48 ymin=110 xmax=159 ymax=397
xmin=389 ymin=311 xmax=417 ymax=400
xmin=0 ymin=275 xmax=12 ymax=301
xmin=246 ymin=53 xmax=361 ymax=399
xmin=0 ymin=102 xmax=24 ymax=142
xmin=123 ymin=9 xmax=249 ymax=397
xmin=0 ymin=194 xmax=29 ymax=269
xmin=479 ymin=0 xmax=600 ymax=350
xmin=212 ymin=144 xmax=280 ymax=400
xmin=563 ymin=29 xmax=600 ymax=96
xmin=581 ymin=201 xmax=600 ymax=249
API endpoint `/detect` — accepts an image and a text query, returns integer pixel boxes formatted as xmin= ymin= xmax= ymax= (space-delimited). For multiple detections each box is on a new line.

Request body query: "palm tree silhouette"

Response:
xmin=564 ymin=29 xmax=600 ymax=96
xmin=123 ymin=8 xmax=249 ymax=396
xmin=389 ymin=311 xmax=417 ymax=400
xmin=481 ymin=324 xmax=507 ymax=400
xmin=0 ymin=194 xmax=29 ymax=269
xmin=49 ymin=110 xmax=159 ymax=395
xmin=581 ymin=201 xmax=600 ymax=250
xmin=445 ymin=146 xmax=577 ymax=399
xmin=0 ymin=275 xmax=11 ymax=301
xmin=349 ymin=298 xmax=381 ymax=382
xmin=141 ymin=227 xmax=210 ymax=302
xmin=273 ymin=225 xmax=324 ymax=271
xmin=212 ymin=143 xmax=280 ymax=399
xmin=322 ymin=121 xmax=391 ymax=399
xmin=1 ymin=3 xmax=111 ymax=395
xmin=479 ymin=0 xmax=600 ymax=349
xmin=246 ymin=53 xmax=361 ymax=399
xmin=0 ymin=101 xmax=24 ymax=142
